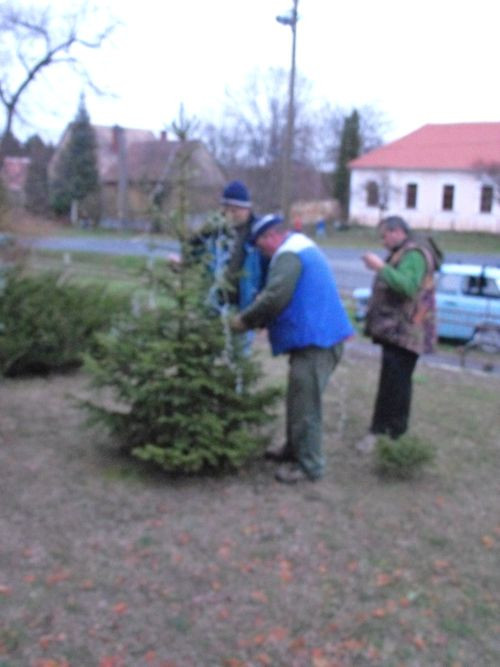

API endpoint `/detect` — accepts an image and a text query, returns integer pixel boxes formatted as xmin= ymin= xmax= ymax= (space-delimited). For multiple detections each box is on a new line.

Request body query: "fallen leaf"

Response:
xmin=176 ymin=532 xmax=192 ymax=546
xmin=433 ymin=559 xmax=451 ymax=571
xmin=0 ymin=585 xmax=12 ymax=596
xmin=346 ymin=560 xmax=359 ymax=573
xmin=481 ymin=535 xmax=495 ymax=549
xmin=267 ymin=626 xmax=288 ymax=642
xmin=112 ymin=601 xmax=128 ymax=615
xmin=45 ymin=570 xmax=71 ymax=585
xmin=250 ymin=590 xmax=269 ymax=604
xmin=217 ymin=544 xmax=232 ymax=560
xmin=217 ymin=607 xmax=231 ymax=620
xmin=98 ymin=657 xmax=125 ymax=667
xmin=371 ymin=607 xmax=387 ymax=618
xmin=375 ymin=572 xmax=392 ymax=587
xmin=412 ymin=635 xmax=427 ymax=650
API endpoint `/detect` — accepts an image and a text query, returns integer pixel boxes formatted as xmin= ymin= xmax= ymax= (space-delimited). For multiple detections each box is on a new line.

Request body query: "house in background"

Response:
xmin=49 ymin=124 xmax=226 ymax=228
xmin=349 ymin=123 xmax=500 ymax=232
xmin=0 ymin=156 xmax=31 ymax=207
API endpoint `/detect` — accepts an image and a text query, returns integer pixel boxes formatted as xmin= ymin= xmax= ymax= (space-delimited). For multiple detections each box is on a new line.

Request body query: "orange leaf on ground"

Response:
xmin=112 ymin=601 xmax=128 ymax=615
xmin=412 ymin=635 xmax=427 ymax=650
xmin=433 ymin=559 xmax=451 ymax=570
xmin=217 ymin=544 xmax=232 ymax=559
xmin=45 ymin=569 xmax=71 ymax=585
xmin=0 ymin=585 xmax=12 ymax=596
xmin=256 ymin=653 xmax=273 ymax=665
xmin=346 ymin=560 xmax=359 ymax=573
xmin=375 ymin=572 xmax=392 ymax=587
xmin=371 ymin=607 xmax=387 ymax=618
xmin=267 ymin=626 xmax=289 ymax=642
xmin=217 ymin=607 xmax=231 ymax=620
xmin=289 ymin=636 xmax=307 ymax=652
xmin=176 ymin=532 xmax=192 ymax=545
xmin=278 ymin=558 xmax=293 ymax=583
xmin=250 ymin=590 xmax=269 ymax=604
xmin=98 ymin=656 xmax=125 ymax=667
xmin=481 ymin=534 xmax=495 ymax=549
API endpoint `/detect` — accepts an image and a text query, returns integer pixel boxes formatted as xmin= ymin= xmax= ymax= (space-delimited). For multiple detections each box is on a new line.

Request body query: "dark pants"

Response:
xmin=370 ymin=343 xmax=418 ymax=439
xmin=284 ymin=344 xmax=343 ymax=479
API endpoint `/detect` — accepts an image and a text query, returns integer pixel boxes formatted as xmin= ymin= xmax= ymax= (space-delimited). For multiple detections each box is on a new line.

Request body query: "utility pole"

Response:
xmin=276 ymin=0 xmax=299 ymax=223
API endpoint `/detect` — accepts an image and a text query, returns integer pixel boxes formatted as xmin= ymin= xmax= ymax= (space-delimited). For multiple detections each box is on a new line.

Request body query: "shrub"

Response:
xmin=0 ymin=271 xmax=129 ymax=376
xmin=84 ymin=261 xmax=283 ymax=474
xmin=375 ymin=434 xmax=435 ymax=479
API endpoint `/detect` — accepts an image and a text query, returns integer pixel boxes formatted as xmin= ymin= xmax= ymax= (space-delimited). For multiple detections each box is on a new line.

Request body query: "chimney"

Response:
xmin=160 ymin=130 xmax=167 ymax=142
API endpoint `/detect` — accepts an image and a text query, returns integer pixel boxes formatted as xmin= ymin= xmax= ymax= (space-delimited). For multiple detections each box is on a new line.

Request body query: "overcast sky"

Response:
xmin=8 ymin=0 xmax=500 ymax=145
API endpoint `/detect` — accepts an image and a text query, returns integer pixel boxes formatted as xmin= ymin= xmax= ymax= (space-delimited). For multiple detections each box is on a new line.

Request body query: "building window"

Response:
xmin=366 ymin=181 xmax=379 ymax=207
xmin=406 ymin=183 xmax=418 ymax=209
xmin=442 ymin=184 xmax=454 ymax=211
xmin=480 ymin=185 xmax=493 ymax=213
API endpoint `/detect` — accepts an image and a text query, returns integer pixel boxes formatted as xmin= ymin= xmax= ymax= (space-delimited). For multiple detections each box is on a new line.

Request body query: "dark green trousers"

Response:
xmin=284 ymin=343 xmax=343 ymax=479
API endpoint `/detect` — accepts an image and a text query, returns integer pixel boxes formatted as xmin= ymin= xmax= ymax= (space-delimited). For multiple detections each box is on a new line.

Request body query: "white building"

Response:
xmin=349 ymin=123 xmax=500 ymax=232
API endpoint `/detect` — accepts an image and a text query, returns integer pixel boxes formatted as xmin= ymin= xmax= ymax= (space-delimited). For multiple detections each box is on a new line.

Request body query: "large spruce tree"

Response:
xmin=84 ymin=112 xmax=282 ymax=474
xmin=333 ymin=109 xmax=361 ymax=221
xmin=50 ymin=95 xmax=100 ymax=223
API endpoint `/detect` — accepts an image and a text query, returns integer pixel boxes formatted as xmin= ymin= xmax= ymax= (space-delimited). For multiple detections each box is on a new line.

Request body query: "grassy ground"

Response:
xmin=0 ymin=340 xmax=498 ymax=666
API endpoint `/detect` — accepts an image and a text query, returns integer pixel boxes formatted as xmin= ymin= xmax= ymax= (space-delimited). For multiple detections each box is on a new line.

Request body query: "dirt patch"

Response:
xmin=1 ymin=344 xmax=499 ymax=666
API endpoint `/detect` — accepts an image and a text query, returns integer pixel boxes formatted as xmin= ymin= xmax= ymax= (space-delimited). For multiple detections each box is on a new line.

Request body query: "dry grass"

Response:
xmin=0 ymin=341 xmax=499 ymax=666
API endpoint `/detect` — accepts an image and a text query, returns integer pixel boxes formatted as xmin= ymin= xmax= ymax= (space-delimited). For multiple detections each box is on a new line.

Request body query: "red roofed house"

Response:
xmin=49 ymin=124 xmax=225 ymax=228
xmin=349 ymin=123 xmax=500 ymax=232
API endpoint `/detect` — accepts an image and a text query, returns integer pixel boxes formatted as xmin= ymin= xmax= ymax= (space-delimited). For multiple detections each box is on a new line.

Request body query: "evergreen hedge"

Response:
xmin=0 ymin=271 xmax=129 ymax=376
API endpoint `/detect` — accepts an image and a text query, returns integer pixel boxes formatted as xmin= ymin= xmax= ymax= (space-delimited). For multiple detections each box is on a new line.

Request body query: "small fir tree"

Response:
xmin=50 ymin=94 xmax=100 ymax=223
xmin=84 ymin=110 xmax=282 ymax=474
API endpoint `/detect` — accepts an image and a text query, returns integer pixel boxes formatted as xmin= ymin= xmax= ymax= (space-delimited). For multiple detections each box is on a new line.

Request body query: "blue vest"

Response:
xmin=268 ymin=234 xmax=354 ymax=355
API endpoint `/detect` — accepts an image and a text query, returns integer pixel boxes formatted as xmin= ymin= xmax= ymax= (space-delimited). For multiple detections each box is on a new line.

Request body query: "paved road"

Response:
xmin=26 ymin=235 xmax=500 ymax=293
xmin=22 ymin=235 xmax=500 ymax=376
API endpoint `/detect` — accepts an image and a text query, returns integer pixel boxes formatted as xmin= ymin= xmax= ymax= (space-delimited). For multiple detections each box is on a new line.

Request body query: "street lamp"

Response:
xmin=276 ymin=0 xmax=299 ymax=222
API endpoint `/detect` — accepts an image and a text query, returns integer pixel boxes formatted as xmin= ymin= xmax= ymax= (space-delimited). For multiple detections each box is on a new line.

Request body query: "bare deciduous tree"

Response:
xmin=0 ymin=1 xmax=114 ymax=155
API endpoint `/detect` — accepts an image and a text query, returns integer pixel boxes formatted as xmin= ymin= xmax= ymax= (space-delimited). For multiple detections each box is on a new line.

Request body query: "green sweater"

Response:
xmin=379 ymin=249 xmax=426 ymax=298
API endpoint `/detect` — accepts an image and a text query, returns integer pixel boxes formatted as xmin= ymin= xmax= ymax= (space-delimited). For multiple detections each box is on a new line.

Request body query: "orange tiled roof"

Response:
xmin=350 ymin=122 xmax=500 ymax=170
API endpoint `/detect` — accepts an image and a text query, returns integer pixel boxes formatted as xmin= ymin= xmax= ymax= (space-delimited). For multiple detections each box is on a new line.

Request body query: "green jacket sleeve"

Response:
xmin=240 ymin=252 xmax=302 ymax=329
xmin=379 ymin=249 xmax=427 ymax=298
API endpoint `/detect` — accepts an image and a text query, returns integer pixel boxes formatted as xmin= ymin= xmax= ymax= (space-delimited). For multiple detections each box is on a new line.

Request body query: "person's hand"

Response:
xmin=230 ymin=314 xmax=246 ymax=333
xmin=362 ymin=252 xmax=385 ymax=272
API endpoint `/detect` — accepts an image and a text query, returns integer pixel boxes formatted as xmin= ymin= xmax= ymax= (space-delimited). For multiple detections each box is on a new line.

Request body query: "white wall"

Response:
xmin=349 ymin=168 xmax=500 ymax=232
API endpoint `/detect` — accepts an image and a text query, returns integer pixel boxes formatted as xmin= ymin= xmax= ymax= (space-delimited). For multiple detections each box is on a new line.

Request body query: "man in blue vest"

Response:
xmin=231 ymin=214 xmax=354 ymax=483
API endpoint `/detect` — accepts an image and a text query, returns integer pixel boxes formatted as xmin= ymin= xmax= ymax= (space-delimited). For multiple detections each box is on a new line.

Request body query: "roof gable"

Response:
xmin=350 ymin=122 xmax=500 ymax=170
